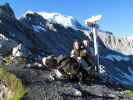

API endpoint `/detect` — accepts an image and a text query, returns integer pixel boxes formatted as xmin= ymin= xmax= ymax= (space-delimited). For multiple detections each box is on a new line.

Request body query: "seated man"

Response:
xmin=80 ymin=38 xmax=95 ymax=65
xmin=80 ymin=37 xmax=96 ymax=71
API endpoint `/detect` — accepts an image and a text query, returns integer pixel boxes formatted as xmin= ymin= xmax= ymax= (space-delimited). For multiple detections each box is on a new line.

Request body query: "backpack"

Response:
xmin=58 ymin=57 xmax=80 ymax=79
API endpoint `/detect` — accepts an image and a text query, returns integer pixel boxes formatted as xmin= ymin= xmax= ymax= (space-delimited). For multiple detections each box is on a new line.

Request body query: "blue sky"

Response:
xmin=0 ymin=0 xmax=133 ymax=37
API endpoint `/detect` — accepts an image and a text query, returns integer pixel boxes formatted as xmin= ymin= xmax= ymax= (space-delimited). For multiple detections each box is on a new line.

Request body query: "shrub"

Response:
xmin=4 ymin=56 xmax=27 ymax=65
xmin=0 ymin=66 xmax=26 ymax=100
xmin=4 ymin=56 xmax=13 ymax=65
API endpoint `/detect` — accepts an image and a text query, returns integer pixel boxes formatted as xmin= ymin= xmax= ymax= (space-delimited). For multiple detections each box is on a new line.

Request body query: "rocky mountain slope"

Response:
xmin=98 ymin=31 xmax=133 ymax=55
xmin=0 ymin=3 xmax=83 ymax=57
xmin=0 ymin=3 xmax=133 ymax=100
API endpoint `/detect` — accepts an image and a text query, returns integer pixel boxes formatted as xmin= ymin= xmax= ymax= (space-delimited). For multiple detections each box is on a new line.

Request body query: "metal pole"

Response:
xmin=92 ymin=26 xmax=99 ymax=73
xmin=85 ymin=15 xmax=102 ymax=73
xmin=92 ymin=27 xmax=98 ymax=56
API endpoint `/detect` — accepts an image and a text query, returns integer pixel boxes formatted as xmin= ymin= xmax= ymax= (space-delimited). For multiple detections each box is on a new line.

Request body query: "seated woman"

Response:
xmin=70 ymin=40 xmax=82 ymax=62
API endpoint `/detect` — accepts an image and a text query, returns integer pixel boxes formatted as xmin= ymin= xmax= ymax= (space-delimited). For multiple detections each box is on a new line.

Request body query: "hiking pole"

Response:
xmin=85 ymin=15 xmax=102 ymax=74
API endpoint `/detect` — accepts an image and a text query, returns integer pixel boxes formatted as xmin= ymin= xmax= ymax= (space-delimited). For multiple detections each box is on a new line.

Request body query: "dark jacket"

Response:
xmin=80 ymin=47 xmax=96 ymax=66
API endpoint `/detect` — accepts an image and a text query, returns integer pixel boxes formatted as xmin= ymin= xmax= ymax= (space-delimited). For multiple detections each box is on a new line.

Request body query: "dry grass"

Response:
xmin=0 ymin=66 xmax=26 ymax=100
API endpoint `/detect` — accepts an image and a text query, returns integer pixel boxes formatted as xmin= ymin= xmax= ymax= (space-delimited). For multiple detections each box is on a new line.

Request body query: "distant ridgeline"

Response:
xmin=98 ymin=30 xmax=133 ymax=55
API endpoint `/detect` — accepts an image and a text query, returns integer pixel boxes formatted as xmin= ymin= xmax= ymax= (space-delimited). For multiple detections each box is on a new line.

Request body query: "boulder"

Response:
xmin=0 ymin=34 xmax=17 ymax=56
xmin=0 ymin=80 xmax=10 ymax=100
xmin=0 ymin=3 xmax=15 ymax=19
xmin=12 ymin=44 xmax=31 ymax=58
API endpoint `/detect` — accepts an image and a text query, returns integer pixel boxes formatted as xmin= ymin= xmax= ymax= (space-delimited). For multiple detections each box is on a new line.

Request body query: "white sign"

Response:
xmin=85 ymin=15 xmax=102 ymax=25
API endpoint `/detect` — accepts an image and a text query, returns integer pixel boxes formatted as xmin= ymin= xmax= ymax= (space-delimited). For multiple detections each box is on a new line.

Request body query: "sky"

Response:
xmin=0 ymin=0 xmax=133 ymax=37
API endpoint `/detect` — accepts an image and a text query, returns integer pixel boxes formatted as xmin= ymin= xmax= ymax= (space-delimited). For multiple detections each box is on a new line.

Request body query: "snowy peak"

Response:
xmin=38 ymin=12 xmax=76 ymax=28
xmin=127 ymin=35 xmax=133 ymax=41
xmin=23 ymin=11 xmax=82 ymax=30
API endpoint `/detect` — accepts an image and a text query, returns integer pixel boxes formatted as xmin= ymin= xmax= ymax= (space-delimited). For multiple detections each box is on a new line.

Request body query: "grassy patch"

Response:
xmin=0 ymin=66 xmax=26 ymax=100
xmin=126 ymin=90 xmax=133 ymax=97
xmin=3 ymin=56 xmax=27 ymax=65
xmin=4 ymin=56 xmax=13 ymax=65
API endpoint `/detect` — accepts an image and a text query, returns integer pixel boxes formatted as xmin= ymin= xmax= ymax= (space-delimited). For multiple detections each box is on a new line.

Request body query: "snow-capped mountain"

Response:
xmin=23 ymin=11 xmax=82 ymax=30
xmin=127 ymin=35 xmax=133 ymax=41
xmin=0 ymin=3 xmax=133 ymax=91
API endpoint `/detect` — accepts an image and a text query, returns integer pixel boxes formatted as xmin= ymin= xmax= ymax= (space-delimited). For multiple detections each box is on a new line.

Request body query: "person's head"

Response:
xmin=83 ymin=39 xmax=89 ymax=48
xmin=73 ymin=40 xmax=80 ymax=50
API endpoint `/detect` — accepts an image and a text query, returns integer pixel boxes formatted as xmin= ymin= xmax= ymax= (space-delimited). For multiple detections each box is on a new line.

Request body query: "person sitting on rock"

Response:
xmin=70 ymin=38 xmax=95 ymax=67
xmin=70 ymin=40 xmax=82 ymax=62
xmin=80 ymin=37 xmax=95 ymax=65
xmin=80 ymin=38 xmax=96 ymax=78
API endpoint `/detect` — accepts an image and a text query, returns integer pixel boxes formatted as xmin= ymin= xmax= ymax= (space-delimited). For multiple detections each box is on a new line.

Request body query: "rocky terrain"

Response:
xmin=0 ymin=80 xmax=10 ymax=100
xmin=5 ymin=64 xmax=132 ymax=100
xmin=98 ymin=30 xmax=133 ymax=55
xmin=0 ymin=3 xmax=133 ymax=100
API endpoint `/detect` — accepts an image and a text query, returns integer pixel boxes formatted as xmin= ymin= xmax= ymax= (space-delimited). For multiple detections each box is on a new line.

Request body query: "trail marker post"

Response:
xmin=85 ymin=15 xmax=102 ymax=73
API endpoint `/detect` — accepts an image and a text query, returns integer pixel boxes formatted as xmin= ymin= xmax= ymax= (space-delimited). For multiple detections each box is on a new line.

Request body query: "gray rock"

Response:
xmin=4 ymin=64 xmax=131 ymax=100
xmin=12 ymin=44 xmax=31 ymax=57
xmin=0 ymin=80 xmax=10 ymax=100
xmin=98 ymin=31 xmax=133 ymax=55
xmin=0 ymin=34 xmax=17 ymax=56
